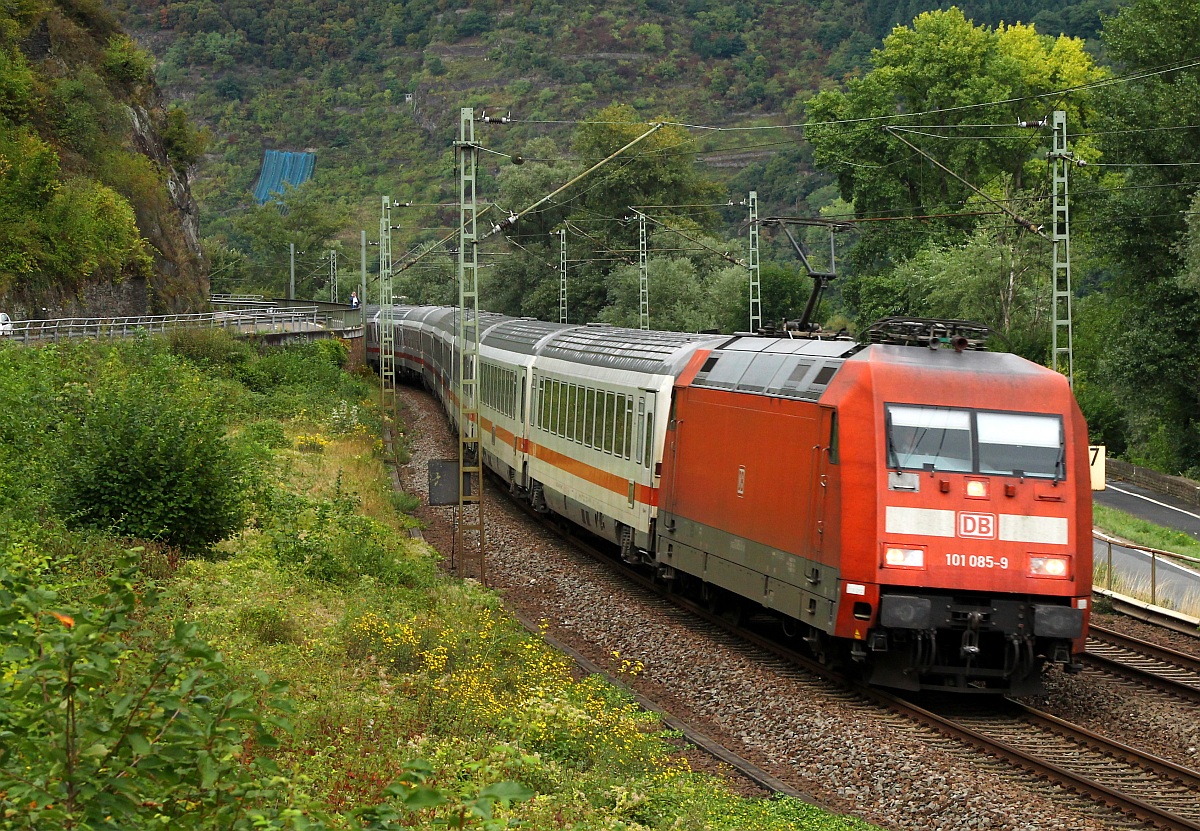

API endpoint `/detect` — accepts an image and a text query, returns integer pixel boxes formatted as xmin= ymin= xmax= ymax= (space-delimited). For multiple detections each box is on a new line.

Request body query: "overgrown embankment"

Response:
xmin=0 ymin=332 xmax=878 ymax=830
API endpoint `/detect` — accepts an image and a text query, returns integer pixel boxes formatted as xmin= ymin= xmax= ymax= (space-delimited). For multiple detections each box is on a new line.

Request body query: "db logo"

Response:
xmin=958 ymin=512 xmax=996 ymax=539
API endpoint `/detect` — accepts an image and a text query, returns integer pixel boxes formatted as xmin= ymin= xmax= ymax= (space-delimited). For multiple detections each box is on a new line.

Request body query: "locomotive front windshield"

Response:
xmin=887 ymin=405 xmax=1064 ymax=479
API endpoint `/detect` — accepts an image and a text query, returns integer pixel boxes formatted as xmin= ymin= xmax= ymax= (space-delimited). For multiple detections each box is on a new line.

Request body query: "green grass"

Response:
xmin=1093 ymin=503 xmax=1200 ymax=561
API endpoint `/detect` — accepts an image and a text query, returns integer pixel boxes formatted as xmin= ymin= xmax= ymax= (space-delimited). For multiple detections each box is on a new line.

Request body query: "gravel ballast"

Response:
xmin=392 ymin=385 xmax=1191 ymax=830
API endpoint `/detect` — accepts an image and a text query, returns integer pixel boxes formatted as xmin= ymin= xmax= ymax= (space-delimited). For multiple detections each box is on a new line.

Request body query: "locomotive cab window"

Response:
xmin=976 ymin=412 xmax=1063 ymax=478
xmin=885 ymin=405 xmax=1064 ymax=480
xmin=887 ymin=406 xmax=972 ymax=473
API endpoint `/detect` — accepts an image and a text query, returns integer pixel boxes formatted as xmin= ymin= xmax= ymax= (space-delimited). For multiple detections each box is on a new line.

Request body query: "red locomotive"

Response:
xmin=374 ymin=310 xmax=1092 ymax=694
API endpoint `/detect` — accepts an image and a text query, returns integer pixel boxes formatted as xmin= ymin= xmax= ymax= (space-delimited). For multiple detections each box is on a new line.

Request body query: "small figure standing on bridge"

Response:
xmin=350 ymin=291 xmax=359 ymax=309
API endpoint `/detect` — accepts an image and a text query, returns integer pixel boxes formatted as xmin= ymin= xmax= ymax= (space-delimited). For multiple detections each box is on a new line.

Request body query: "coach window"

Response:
xmin=583 ymin=388 xmax=596 ymax=447
xmin=538 ymin=377 xmax=548 ymax=430
xmin=612 ymin=393 xmax=625 ymax=457
xmin=594 ymin=391 xmax=605 ymax=451
xmin=643 ymin=395 xmax=655 ymax=469
xmin=605 ymin=391 xmax=614 ymax=451
xmin=623 ymin=396 xmax=634 ymax=458
xmin=560 ymin=383 xmax=569 ymax=439
xmin=602 ymin=391 xmax=614 ymax=453
xmin=615 ymin=392 xmax=624 ymax=455
xmin=635 ymin=398 xmax=646 ymax=464
xmin=556 ymin=380 xmax=566 ymax=435
xmin=567 ymin=384 xmax=579 ymax=442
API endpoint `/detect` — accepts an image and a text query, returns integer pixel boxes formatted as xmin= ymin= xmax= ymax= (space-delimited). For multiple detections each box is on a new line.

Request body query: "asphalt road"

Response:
xmin=1095 ymin=480 xmax=1200 ymax=542
xmin=1093 ymin=479 xmax=1200 ymax=611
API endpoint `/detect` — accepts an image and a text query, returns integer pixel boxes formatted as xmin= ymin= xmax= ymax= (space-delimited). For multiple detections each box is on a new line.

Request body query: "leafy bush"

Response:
xmin=314 ymin=336 xmax=349 ymax=368
xmin=240 ymin=418 xmax=290 ymax=449
xmin=168 ymin=326 xmax=257 ymax=369
xmin=57 ymin=354 xmax=247 ymax=553
xmin=259 ymin=486 xmax=435 ymax=587
xmin=0 ymin=557 xmax=299 ymax=829
xmin=161 ymin=106 xmax=210 ymax=169
xmin=236 ymin=603 xmax=303 ymax=645
xmin=236 ymin=343 xmax=371 ymax=423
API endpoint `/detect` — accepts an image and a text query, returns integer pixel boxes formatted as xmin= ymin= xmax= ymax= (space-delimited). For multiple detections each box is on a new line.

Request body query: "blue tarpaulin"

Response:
xmin=253 ymin=150 xmax=316 ymax=204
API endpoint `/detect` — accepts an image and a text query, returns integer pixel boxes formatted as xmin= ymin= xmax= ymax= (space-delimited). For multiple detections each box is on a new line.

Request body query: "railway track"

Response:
xmin=529 ymin=512 xmax=1200 ymax=829
xmin=1086 ymin=624 xmax=1200 ymax=704
xmin=904 ymin=694 xmax=1200 ymax=830
xmin=396 ymin=381 xmax=1200 ymax=829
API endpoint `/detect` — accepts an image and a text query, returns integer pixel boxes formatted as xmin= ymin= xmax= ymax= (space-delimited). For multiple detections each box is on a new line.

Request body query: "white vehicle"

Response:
xmin=0 ymin=313 xmax=12 ymax=336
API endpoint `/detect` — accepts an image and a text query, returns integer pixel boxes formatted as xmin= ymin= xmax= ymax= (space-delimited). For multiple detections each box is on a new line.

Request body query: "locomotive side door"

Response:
xmin=810 ymin=406 xmax=837 ymax=565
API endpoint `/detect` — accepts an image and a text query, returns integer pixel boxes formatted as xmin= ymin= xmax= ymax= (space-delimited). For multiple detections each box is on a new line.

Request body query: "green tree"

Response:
xmin=805 ymin=9 xmax=1103 ymax=275
xmin=597 ymin=256 xmax=717 ymax=332
xmin=487 ymin=107 xmax=722 ymax=325
xmin=891 ymin=223 xmax=1050 ymax=359
xmin=161 ymin=106 xmax=210 ymax=171
xmin=229 ymin=182 xmax=348 ymax=297
xmin=710 ymin=262 xmax=817 ymax=334
xmin=101 ymin=34 xmax=153 ymax=86
xmin=1085 ymin=0 xmax=1200 ymax=471
xmin=570 ymin=104 xmax=721 ymax=235
xmin=0 ymin=120 xmax=151 ymax=293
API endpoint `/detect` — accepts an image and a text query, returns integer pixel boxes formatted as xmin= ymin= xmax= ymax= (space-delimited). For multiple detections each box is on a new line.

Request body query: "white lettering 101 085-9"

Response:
xmin=946 ymin=553 xmax=1009 ymax=569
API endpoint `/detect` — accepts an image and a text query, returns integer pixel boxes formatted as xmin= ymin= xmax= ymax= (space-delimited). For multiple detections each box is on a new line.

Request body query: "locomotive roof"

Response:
xmin=391 ymin=305 xmax=720 ymax=374
xmin=690 ymin=335 xmax=863 ymax=401
xmin=858 ymin=343 xmax=1054 ymax=376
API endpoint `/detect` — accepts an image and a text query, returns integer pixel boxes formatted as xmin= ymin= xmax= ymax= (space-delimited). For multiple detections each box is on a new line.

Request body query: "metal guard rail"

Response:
xmin=1093 ymin=528 xmax=1200 ymax=610
xmin=0 ymin=308 xmax=320 ymax=344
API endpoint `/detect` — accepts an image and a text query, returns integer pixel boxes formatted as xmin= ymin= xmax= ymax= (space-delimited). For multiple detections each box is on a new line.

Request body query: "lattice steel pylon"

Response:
xmin=1050 ymin=110 xmax=1074 ymax=386
xmin=454 ymin=107 xmax=485 ymax=584
xmin=378 ymin=196 xmax=395 ymax=412
xmin=748 ymin=191 xmax=761 ymax=333
xmin=638 ymin=210 xmax=649 ymax=330
xmin=559 ymin=227 xmax=567 ymax=324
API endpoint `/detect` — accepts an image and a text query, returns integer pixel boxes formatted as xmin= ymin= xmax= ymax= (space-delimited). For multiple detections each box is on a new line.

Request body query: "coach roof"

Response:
xmin=537 ymin=325 xmax=725 ymax=375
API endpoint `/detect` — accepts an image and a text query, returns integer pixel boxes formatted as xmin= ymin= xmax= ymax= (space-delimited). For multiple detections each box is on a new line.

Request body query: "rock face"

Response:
xmin=127 ymin=92 xmax=207 ymax=315
xmin=1 ymin=6 xmax=207 ymax=322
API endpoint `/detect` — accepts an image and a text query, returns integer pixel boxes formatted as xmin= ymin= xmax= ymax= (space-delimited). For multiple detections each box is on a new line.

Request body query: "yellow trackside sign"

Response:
xmin=1089 ymin=446 xmax=1105 ymax=491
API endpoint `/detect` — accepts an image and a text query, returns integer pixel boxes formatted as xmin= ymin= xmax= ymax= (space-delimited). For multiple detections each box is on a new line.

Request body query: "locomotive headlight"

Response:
xmin=1029 ymin=555 xmax=1070 ymax=578
xmin=965 ymin=478 xmax=989 ymax=498
xmin=884 ymin=546 xmax=925 ymax=568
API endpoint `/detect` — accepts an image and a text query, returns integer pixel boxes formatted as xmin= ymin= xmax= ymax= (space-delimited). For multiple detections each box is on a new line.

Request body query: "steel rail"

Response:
xmin=1085 ymin=624 xmax=1200 ymax=702
xmin=511 ymin=500 xmax=1200 ymax=830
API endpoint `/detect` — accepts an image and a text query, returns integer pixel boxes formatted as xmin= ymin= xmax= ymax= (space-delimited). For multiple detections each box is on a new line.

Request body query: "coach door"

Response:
xmin=516 ymin=368 xmax=529 ymax=487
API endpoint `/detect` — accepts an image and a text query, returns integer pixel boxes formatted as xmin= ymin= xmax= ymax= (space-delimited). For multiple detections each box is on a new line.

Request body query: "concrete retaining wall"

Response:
xmin=1107 ymin=458 xmax=1200 ymax=508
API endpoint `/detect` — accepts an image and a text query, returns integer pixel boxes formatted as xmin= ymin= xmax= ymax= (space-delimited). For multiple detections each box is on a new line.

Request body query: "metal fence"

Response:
xmin=210 ymin=296 xmax=365 ymax=330
xmin=1094 ymin=528 xmax=1200 ymax=609
xmin=0 ymin=307 xmax=321 ymax=345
